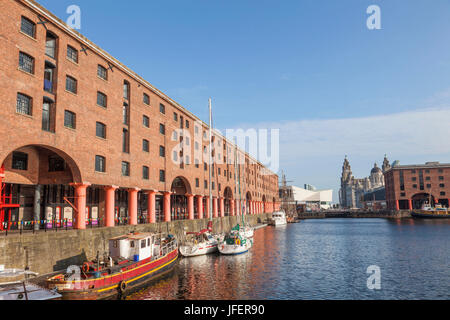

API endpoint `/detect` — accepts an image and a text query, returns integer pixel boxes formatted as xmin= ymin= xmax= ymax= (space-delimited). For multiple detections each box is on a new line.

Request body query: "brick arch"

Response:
xmin=223 ymin=186 xmax=233 ymax=199
xmin=0 ymin=144 xmax=83 ymax=184
xmin=170 ymin=176 xmax=192 ymax=195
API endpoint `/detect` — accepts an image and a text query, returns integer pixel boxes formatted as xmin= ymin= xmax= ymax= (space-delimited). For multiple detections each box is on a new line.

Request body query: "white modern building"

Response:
xmin=280 ymin=185 xmax=333 ymax=211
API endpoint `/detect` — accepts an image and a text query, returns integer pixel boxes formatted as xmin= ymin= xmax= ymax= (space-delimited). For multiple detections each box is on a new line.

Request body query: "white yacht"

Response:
xmin=269 ymin=211 xmax=287 ymax=226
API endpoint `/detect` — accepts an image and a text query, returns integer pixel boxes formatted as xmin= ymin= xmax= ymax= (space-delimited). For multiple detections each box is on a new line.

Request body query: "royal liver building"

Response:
xmin=339 ymin=156 xmax=391 ymax=209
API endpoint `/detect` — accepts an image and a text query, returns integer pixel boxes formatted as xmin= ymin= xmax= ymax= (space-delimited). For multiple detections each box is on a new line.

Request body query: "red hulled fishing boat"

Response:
xmin=47 ymin=232 xmax=178 ymax=300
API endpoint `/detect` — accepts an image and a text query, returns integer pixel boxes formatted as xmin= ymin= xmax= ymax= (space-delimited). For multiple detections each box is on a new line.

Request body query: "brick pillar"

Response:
xmin=163 ymin=192 xmax=171 ymax=222
xmin=219 ymin=197 xmax=225 ymax=217
xmin=196 ymin=195 xmax=204 ymax=219
xmin=395 ymin=200 xmax=400 ymax=211
xmin=213 ymin=197 xmax=218 ymax=218
xmin=231 ymin=199 xmax=235 ymax=216
xmin=70 ymin=183 xmax=91 ymax=230
xmin=104 ymin=186 xmax=118 ymax=227
xmin=128 ymin=188 xmax=140 ymax=225
xmin=205 ymin=197 xmax=210 ymax=219
xmin=147 ymin=190 xmax=157 ymax=224
xmin=187 ymin=194 xmax=194 ymax=220
xmin=408 ymin=199 xmax=413 ymax=210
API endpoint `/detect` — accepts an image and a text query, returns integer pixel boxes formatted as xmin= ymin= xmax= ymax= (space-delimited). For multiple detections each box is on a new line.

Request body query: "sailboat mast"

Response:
xmin=208 ymin=98 xmax=213 ymax=222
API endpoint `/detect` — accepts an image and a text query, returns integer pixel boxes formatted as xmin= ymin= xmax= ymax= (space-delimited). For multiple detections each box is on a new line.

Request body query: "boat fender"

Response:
xmin=82 ymin=262 xmax=90 ymax=273
xmin=119 ymin=281 xmax=127 ymax=293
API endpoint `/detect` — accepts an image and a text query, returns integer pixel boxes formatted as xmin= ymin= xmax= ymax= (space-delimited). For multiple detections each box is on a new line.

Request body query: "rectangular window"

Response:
xmin=439 ymin=184 xmax=445 ymax=188
xmin=42 ymin=101 xmax=51 ymax=131
xmin=95 ymin=155 xmax=106 ymax=173
xmin=143 ymin=139 xmax=149 ymax=152
xmin=173 ymin=112 xmax=178 ymax=121
xmin=143 ymin=115 xmax=150 ymax=128
xmin=21 ymin=17 xmax=35 ymax=38
xmin=173 ymin=151 xmax=178 ymax=162
xmin=159 ymin=124 xmax=165 ymax=135
xmin=16 ymin=93 xmax=32 ymax=115
xmin=186 ymin=120 xmax=190 ymax=129
xmin=64 ymin=110 xmax=76 ymax=129
xmin=97 ymin=92 xmax=107 ymax=108
xmin=66 ymin=76 xmax=77 ymax=94
xmin=45 ymin=33 xmax=57 ymax=58
xmin=143 ymin=166 xmax=149 ymax=180
xmin=143 ymin=93 xmax=150 ymax=105
xmin=67 ymin=45 xmax=78 ymax=63
xmin=122 ymin=129 xmax=129 ymax=153
xmin=439 ymin=176 xmax=444 ymax=181
xmin=440 ymin=192 xmax=446 ymax=196
xmin=19 ymin=52 xmax=34 ymax=74
xmin=159 ymin=146 xmax=165 ymax=157
xmin=122 ymin=161 xmax=130 ymax=176
xmin=49 ymin=156 xmax=65 ymax=172
xmin=97 ymin=65 xmax=107 ymax=80
xmin=160 ymin=104 xmax=165 ymax=114
xmin=123 ymin=103 xmax=129 ymax=125
xmin=159 ymin=170 xmax=165 ymax=182
xmin=195 ymin=178 xmax=199 ymax=188
xmin=123 ymin=81 xmax=130 ymax=100
xmin=12 ymin=152 xmax=28 ymax=171
xmin=96 ymin=122 xmax=106 ymax=139
xmin=204 ymin=180 xmax=208 ymax=189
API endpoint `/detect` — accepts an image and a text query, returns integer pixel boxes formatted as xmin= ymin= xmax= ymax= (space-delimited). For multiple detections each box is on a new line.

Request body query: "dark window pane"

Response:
xmin=97 ymin=65 xmax=107 ymax=80
xmin=96 ymin=122 xmax=106 ymax=138
xmin=143 ymin=139 xmax=149 ymax=152
xmin=49 ymin=156 xmax=65 ymax=172
xmin=123 ymin=81 xmax=130 ymax=100
xmin=16 ymin=93 xmax=32 ymax=115
xmin=97 ymin=92 xmax=107 ymax=107
xmin=67 ymin=46 xmax=78 ymax=63
xmin=143 ymin=93 xmax=150 ymax=105
xmin=143 ymin=166 xmax=149 ymax=180
xmin=160 ymin=104 xmax=165 ymax=114
xmin=143 ymin=115 xmax=149 ymax=127
xmin=12 ymin=152 xmax=28 ymax=171
xmin=45 ymin=33 xmax=57 ymax=58
xmin=21 ymin=17 xmax=35 ymax=37
xmin=95 ymin=155 xmax=106 ymax=173
xmin=42 ymin=101 xmax=51 ymax=131
xmin=159 ymin=146 xmax=165 ymax=157
xmin=66 ymin=76 xmax=77 ymax=94
xmin=122 ymin=162 xmax=130 ymax=176
xmin=159 ymin=124 xmax=165 ymax=135
xmin=19 ymin=52 xmax=34 ymax=74
xmin=159 ymin=170 xmax=165 ymax=182
xmin=64 ymin=110 xmax=76 ymax=129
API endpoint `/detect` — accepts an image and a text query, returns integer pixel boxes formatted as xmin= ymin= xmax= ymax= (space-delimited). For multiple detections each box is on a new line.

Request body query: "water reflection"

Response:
xmin=128 ymin=219 xmax=450 ymax=300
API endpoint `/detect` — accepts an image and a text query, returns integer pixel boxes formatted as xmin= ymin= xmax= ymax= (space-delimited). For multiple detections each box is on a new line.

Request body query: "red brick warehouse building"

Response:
xmin=0 ymin=0 xmax=280 ymax=230
xmin=384 ymin=162 xmax=450 ymax=210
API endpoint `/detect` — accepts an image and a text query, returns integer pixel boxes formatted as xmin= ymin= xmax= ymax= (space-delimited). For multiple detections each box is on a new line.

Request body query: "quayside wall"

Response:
xmin=0 ymin=213 xmax=271 ymax=278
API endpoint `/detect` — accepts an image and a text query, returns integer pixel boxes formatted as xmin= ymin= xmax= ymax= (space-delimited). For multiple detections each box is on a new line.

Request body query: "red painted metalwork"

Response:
xmin=0 ymin=165 xmax=20 ymax=231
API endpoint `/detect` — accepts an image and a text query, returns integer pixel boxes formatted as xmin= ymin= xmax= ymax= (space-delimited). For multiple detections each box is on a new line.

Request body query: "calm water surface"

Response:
xmin=128 ymin=219 xmax=449 ymax=300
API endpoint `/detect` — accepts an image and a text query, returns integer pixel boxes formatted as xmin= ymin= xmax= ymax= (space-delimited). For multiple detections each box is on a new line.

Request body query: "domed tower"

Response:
xmin=370 ymin=163 xmax=384 ymax=188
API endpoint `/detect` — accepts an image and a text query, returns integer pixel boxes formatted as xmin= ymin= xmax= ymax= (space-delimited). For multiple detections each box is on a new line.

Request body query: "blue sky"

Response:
xmin=38 ymin=0 xmax=450 ymax=201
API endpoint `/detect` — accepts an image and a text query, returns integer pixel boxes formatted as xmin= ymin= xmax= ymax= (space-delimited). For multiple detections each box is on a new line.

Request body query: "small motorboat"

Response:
xmin=269 ymin=211 xmax=288 ymax=226
xmin=412 ymin=204 xmax=449 ymax=219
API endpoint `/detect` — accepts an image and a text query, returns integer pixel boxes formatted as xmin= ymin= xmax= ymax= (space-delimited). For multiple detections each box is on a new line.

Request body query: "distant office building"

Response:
xmin=304 ymin=184 xmax=316 ymax=191
xmin=384 ymin=162 xmax=450 ymax=210
xmin=339 ymin=156 xmax=390 ymax=209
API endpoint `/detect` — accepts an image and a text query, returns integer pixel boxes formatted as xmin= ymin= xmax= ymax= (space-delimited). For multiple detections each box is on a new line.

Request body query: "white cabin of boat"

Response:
xmin=109 ymin=233 xmax=157 ymax=262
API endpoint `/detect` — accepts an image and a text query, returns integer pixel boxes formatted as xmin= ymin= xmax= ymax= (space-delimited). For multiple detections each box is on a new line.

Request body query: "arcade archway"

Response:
xmin=411 ymin=193 xmax=436 ymax=209
xmin=224 ymin=187 xmax=233 ymax=216
xmin=1 ymin=145 xmax=83 ymax=230
xmin=171 ymin=176 xmax=192 ymax=221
